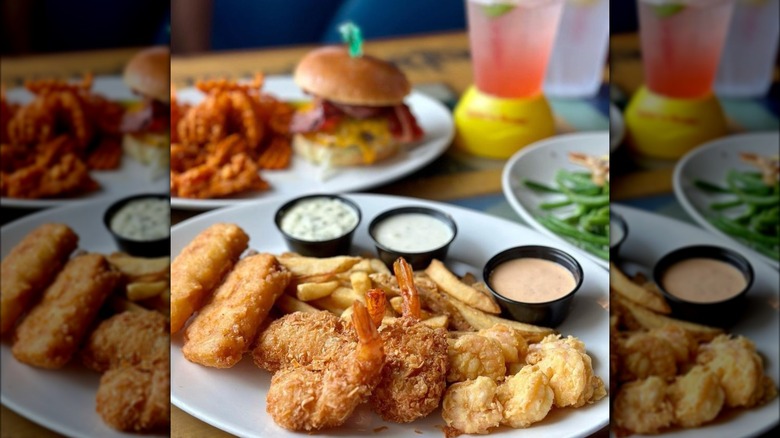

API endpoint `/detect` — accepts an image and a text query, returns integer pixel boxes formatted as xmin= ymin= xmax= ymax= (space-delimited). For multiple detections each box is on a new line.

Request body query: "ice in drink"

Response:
xmin=716 ymin=0 xmax=780 ymax=97
xmin=545 ymin=0 xmax=609 ymax=97
xmin=467 ymin=0 xmax=565 ymax=99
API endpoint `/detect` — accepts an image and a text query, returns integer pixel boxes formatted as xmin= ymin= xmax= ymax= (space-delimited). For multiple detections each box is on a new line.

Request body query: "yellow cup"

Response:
xmin=625 ymin=86 xmax=728 ymax=161
xmin=454 ymin=86 xmax=556 ymax=159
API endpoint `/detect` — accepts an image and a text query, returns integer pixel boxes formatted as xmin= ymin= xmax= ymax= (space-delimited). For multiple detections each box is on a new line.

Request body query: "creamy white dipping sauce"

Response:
xmin=373 ymin=213 xmax=454 ymax=252
xmin=609 ymin=219 xmax=624 ymax=248
xmin=110 ymin=198 xmax=170 ymax=241
xmin=280 ymin=197 xmax=359 ymax=241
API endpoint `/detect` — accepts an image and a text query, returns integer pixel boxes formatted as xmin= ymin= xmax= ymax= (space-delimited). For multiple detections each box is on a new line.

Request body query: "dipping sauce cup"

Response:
xmin=275 ymin=194 xmax=361 ymax=257
xmin=653 ymin=245 xmax=754 ymax=327
xmin=609 ymin=212 xmax=629 ymax=259
xmin=369 ymin=206 xmax=457 ymax=271
xmin=483 ymin=245 xmax=583 ymax=327
xmin=103 ymin=193 xmax=170 ymax=257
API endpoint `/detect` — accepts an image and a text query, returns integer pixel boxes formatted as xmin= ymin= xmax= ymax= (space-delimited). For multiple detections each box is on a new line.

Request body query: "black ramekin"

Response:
xmin=103 ymin=193 xmax=170 ymax=257
xmin=274 ymin=194 xmax=361 ymax=257
xmin=609 ymin=211 xmax=629 ymax=259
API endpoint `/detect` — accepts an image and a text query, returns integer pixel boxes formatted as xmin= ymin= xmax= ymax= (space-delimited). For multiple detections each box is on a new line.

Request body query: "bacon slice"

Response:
xmin=121 ymin=99 xmax=169 ymax=134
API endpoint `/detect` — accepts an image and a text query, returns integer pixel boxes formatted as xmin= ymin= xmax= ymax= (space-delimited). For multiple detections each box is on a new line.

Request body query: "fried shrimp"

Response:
xmin=618 ymin=331 xmax=678 ymax=382
xmin=253 ymin=310 xmax=356 ymax=373
xmin=526 ymin=334 xmax=605 ymax=408
xmin=668 ymin=365 xmax=725 ymax=428
xmin=497 ymin=365 xmax=554 ymax=428
xmin=265 ymin=301 xmax=384 ymax=431
xmin=447 ymin=334 xmax=506 ymax=383
xmin=369 ymin=258 xmax=449 ymax=423
xmin=442 ymin=376 xmax=503 ymax=435
xmin=478 ymin=323 xmax=528 ymax=365
xmin=613 ymin=376 xmax=674 ymax=436
xmin=697 ymin=335 xmax=768 ymax=408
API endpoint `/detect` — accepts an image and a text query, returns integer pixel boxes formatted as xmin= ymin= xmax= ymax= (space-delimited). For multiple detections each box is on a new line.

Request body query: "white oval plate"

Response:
xmin=672 ymin=132 xmax=779 ymax=269
xmin=501 ymin=132 xmax=610 ymax=269
xmin=171 ymin=76 xmax=454 ymax=210
xmin=2 ymin=76 xmax=169 ymax=209
xmin=0 ymin=197 xmax=168 ymax=438
xmin=611 ymin=204 xmax=779 ymax=438
xmin=610 ymin=104 xmax=624 ymax=154
xmin=170 ymin=193 xmax=610 ymax=438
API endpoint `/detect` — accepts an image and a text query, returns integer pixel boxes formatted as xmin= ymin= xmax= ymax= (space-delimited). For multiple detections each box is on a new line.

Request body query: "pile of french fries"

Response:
xmin=273 ymin=253 xmax=556 ymax=342
xmin=609 ymin=262 xmax=722 ymax=341
xmin=106 ymin=253 xmax=170 ymax=315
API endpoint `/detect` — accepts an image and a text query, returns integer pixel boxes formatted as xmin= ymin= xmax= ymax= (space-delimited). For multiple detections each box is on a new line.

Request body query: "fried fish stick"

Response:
xmin=1 ymin=223 xmax=78 ymax=335
xmin=81 ymin=309 xmax=169 ymax=372
xmin=183 ymin=253 xmax=291 ymax=368
xmin=12 ymin=253 xmax=120 ymax=369
xmin=96 ymin=365 xmax=170 ymax=433
xmin=170 ymin=223 xmax=249 ymax=333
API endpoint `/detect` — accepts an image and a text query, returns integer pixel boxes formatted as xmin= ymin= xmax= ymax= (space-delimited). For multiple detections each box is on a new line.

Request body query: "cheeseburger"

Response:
xmin=120 ymin=46 xmax=170 ymax=172
xmin=290 ymin=46 xmax=423 ymax=167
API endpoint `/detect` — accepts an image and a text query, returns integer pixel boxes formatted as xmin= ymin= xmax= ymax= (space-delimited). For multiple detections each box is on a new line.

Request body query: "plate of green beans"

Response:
xmin=502 ymin=132 xmax=610 ymax=268
xmin=674 ymin=132 xmax=779 ymax=269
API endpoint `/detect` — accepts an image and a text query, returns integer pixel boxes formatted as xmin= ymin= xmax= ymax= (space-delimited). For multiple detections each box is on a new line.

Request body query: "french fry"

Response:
xmin=277 ymin=254 xmax=361 ymax=277
xmin=446 ymin=295 xmax=555 ymax=342
xmin=425 ymin=259 xmax=501 ymax=314
xmin=340 ymin=305 xmax=354 ymax=321
xmin=126 ymin=281 xmax=168 ymax=301
xmin=610 ymin=262 xmax=671 ymax=314
xmin=311 ymin=287 xmax=363 ymax=314
xmin=416 ymin=284 xmax=473 ymax=331
xmin=295 ymin=281 xmax=339 ymax=301
xmin=422 ymin=314 xmax=449 ymax=329
xmin=350 ymin=272 xmax=371 ymax=300
xmin=618 ymin=296 xmax=722 ymax=342
xmin=370 ymin=259 xmax=391 ymax=275
xmin=107 ymin=253 xmax=170 ymax=278
xmin=349 ymin=258 xmax=374 ymax=273
xmin=276 ymin=294 xmax=320 ymax=314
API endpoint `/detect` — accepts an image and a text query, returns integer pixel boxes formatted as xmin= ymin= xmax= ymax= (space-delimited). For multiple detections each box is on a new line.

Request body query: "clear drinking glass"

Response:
xmin=544 ymin=0 xmax=610 ymax=98
xmin=466 ymin=0 xmax=565 ymax=99
xmin=715 ymin=0 xmax=780 ymax=97
xmin=638 ymin=0 xmax=736 ymax=99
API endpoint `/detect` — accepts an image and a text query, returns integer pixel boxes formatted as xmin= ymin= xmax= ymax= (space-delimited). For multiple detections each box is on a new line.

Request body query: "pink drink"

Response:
xmin=467 ymin=0 xmax=565 ymax=98
xmin=638 ymin=0 xmax=735 ymax=99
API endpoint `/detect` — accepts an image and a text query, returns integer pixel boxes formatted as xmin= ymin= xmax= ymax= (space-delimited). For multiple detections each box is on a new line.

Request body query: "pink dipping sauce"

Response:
xmin=489 ymin=258 xmax=576 ymax=303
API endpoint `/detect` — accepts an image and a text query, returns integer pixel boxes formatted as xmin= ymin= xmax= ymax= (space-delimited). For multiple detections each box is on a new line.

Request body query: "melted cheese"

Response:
xmin=305 ymin=119 xmax=391 ymax=164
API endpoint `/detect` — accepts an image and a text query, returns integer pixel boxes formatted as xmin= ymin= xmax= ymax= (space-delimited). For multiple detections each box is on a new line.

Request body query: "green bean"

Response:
xmin=694 ymin=180 xmax=730 ymax=193
xmin=710 ymin=199 xmax=743 ymax=211
xmin=524 ymin=180 xmax=561 ymax=193
xmin=536 ymin=216 xmax=610 ymax=246
xmin=539 ymin=199 xmax=573 ymax=210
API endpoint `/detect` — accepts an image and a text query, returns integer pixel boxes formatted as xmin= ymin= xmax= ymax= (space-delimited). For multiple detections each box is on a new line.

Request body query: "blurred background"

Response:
xmin=170 ymin=0 xmax=466 ymax=54
xmin=1 ymin=0 xmax=169 ymax=55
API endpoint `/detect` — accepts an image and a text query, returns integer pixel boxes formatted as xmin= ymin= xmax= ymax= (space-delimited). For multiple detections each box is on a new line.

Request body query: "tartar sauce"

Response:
xmin=662 ymin=258 xmax=746 ymax=303
xmin=280 ymin=197 xmax=359 ymax=241
xmin=489 ymin=258 xmax=575 ymax=303
xmin=373 ymin=213 xmax=454 ymax=252
xmin=110 ymin=198 xmax=170 ymax=241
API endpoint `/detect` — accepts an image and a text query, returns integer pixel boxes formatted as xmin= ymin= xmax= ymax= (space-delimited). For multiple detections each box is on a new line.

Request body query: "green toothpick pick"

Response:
xmin=339 ymin=22 xmax=363 ymax=58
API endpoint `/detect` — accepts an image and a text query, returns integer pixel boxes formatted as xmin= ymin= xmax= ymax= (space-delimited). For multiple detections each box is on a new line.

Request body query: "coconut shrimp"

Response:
xmin=265 ymin=301 xmax=384 ymax=431
xmin=368 ymin=258 xmax=449 ymax=423
xmin=253 ymin=310 xmax=356 ymax=373
xmin=696 ymin=335 xmax=770 ymax=408
xmin=442 ymin=376 xmax=503 ymax=435
xmin=526 ymin=334 xmax=605 ymax=408
xmin=667 ymin=365 xmax=725 ymax=428
xmin=497 ymin=365 xmax=554 ymax=428
xmin=447 ymin=334 xmax=506 ymax=383
xmin=613 ymin=376 xmax=674 ymax=436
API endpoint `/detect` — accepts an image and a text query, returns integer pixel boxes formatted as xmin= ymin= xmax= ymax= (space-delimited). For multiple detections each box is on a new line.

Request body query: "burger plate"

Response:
xmin=171 ymin=76 xmax=454 ymax=210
